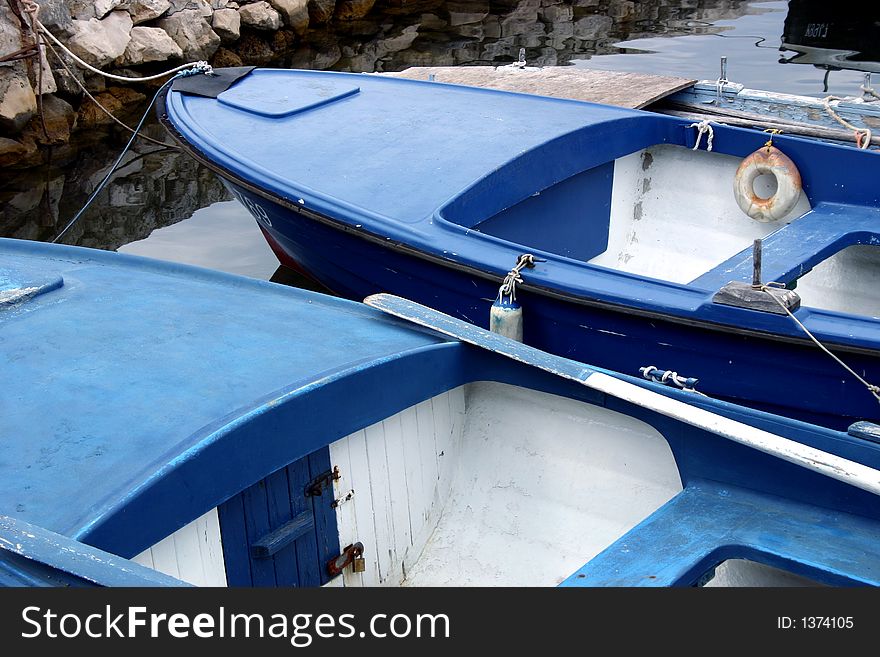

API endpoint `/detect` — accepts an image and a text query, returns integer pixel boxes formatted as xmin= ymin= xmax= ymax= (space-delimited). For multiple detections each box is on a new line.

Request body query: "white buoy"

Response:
xmin=490 ymin=297 xmax=523 ymax=342
xmin=489 ymin=253 xmax=538 ymax=343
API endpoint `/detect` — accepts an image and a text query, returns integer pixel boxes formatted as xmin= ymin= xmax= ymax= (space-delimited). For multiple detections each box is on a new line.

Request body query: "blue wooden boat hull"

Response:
xmin=2 ymin=238 xmax=880 ymax=587
xmin=160 ymin=69 xmax=880 ymax=430
xmin=226 ymin=179 xmax=877 ymax=430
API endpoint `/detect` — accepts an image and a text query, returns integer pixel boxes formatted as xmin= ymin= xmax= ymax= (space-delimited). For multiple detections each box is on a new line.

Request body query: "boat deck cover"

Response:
xmin=0 ymin=239 xmax=448 ymax=542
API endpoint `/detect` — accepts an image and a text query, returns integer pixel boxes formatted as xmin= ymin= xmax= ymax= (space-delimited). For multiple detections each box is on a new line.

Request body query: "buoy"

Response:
xmin=733 ymin=144 xmax=802 ymax=222
xmin=489 ymin=253 xmax=539 ymax=343
xmin=490 ymin=297 xmax=523 ymax=341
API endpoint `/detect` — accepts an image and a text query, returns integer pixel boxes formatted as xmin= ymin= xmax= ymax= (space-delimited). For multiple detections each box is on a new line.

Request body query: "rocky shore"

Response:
xmin=0 ymin=0 xmax=752 ymax=169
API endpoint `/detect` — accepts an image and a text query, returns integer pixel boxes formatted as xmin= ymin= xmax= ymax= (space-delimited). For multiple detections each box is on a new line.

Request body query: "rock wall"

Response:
xmin=0 ymin=0 xmax=753 ymax=168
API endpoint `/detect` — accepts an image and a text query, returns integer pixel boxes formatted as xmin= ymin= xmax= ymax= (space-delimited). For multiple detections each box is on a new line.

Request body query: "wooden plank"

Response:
xmin=381 ymin=411 xmax=414 ymax=582
xmin=364 ymin=422 xmax=395 ymax=584
xmin=399 ymin=405 xmax=427 ymax=541
xmin=328 ymin=433 xmax=362 ymax=587
xmin=217 ymin=493 xmax=252 ymax=586
xmin=170 ymin=518 xmax=206 ymax=586
xmin=385 ymin=66 xmax=696 ymax=109
xmin=241 ymin=480 xmax=276 ymax=586
xmin=292 ymin=457 xmax=322 ymax=587
xmin=307 ymin=449 xmax=339 ymax=586
xmin=200 ymin=508 xmax=228 ymax=586
xmin=416 ymin=400 xmax=439 ymax=512
xmin=345 ymin=428 xmax=381 ymax=586
xmin=264 ymin=468 xmax=299 ymax=585
xmin=0 ymin=516 xmax=189 ymax=587
xmin=148 ymin=533 xmax=181 ymax=581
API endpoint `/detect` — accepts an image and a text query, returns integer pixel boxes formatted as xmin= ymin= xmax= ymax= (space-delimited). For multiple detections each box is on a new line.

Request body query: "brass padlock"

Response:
xmin=352 ymin=554 xmax=366 ymax=573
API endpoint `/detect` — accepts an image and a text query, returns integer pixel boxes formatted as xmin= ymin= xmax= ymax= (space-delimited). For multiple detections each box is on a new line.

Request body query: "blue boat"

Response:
xmin=2 ymin=238 xmax=879 ymax=587
xmin=160 ymin=68 xmax=880 ymax=429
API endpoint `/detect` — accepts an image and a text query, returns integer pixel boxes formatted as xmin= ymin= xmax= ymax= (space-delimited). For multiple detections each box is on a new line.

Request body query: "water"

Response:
xmin=2 ymin=0 xmax=876 ymax=279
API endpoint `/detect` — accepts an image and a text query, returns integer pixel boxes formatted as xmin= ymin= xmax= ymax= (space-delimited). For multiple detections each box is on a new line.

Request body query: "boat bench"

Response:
xmin=560 ymin=483 xmax=880 ymax=587
xmin=690 ymin=203 xmax=880 ymax=292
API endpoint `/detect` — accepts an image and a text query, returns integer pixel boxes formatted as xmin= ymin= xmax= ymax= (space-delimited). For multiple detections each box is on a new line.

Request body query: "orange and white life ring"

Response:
xmin=733 ymin=145 xmax=802 ymax=222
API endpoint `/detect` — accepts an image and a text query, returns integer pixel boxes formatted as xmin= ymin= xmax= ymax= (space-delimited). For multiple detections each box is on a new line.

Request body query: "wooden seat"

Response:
xmin=691 ymin=202 xmax=880 ymax=291
xmin=561 ymin=482 xmax=880 ymax=587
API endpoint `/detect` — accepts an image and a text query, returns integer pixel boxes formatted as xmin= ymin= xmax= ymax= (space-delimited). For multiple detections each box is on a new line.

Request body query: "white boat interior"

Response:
xmin=133 ymin=381 xmax=822 ymax=587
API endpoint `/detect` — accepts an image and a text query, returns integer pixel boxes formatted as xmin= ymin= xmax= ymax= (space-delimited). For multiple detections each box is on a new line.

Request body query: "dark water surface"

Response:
xmin=1 ymin=0 xmax=875 ymax=279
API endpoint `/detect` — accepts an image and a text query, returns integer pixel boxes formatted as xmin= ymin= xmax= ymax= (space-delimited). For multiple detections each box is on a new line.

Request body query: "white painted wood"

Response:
xmin=793 ymin=244 xmax=880 ymax=317
xmin=381 ymin=412 xmax=414 ymax=568
xmin=132 ymin=508 xmax=227 ymax=586
xmin=706 ymin=560 xmax=822 ymax=587
xmin=399 ymin=405 xmax=428 ymax=544
xmin=403 ymin=382 xmax=682 ymax=586
xmin=328 ymin=431 xmax=363 ymax=588
xmin=590 ymin=372 xmax=880 ymax=497
xmin=415 ymin=399 xmax=440 ymax=512
xmin=345 ymin=428 xmax=381 ymax=587
xmin=329 ymin=388 xmax=467 ymax=587
xmin=589 ymin=145 xmax=812 ymax=283
xmin=364 ymin=293 xmax=880 ymax=499
xmin=364 ymin=422 xmax=395 ymax=584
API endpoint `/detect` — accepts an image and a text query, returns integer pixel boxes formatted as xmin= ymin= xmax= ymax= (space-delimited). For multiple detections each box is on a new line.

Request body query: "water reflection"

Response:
xmin=0 ymin=124 xmax=230 ymax=251
xmin=781 ymin=0 xmax=880 ymax=76
xmin=2 ymin=0 xmax=879 ymax=268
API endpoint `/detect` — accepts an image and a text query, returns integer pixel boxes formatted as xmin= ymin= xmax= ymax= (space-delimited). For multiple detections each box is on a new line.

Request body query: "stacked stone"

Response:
xmin=0 ymin=0 xmax=752 ymax=168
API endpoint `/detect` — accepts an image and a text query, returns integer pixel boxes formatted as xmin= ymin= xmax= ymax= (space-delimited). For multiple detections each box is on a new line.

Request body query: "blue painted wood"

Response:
xmin=263 ymin=466 xmax=301 ymax=585
xmin=218 ymin=448 xmax=337 ymax=587
xmin=472 ymin=162 xmax=613 ymax=261
xmin=0 ymin=237 xmax=458 ymax=557
xmin=241 ymin=480 xmax=277 ymax=586
xmin=561 ymin=483 xmax=880 ymax=587
xmin=0 ymin=258 xmax=63 ymax=305
xmin=308 ymin=449 xmax=340 ymax=585
xmin=251 ymin=511 xmax=314 ymax=558
xmin=217 ymin=491 xmax=252 ymax=587
xmin=691 ymin=203 xmax=880 ymax=290
xmin=291 ymin=457 xmax=322 ymax=587
xmin=162 ymin=68 xmax=880 ymax=426
xmin=0 ymin=516 xmax=189 ymax=587
xmin=5 ymin=237 xmax=880 ymax=587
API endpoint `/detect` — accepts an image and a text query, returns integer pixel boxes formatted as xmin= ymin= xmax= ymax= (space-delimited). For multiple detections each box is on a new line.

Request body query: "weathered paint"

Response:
xmin=0 ymin=516 xmax=189 ymax=587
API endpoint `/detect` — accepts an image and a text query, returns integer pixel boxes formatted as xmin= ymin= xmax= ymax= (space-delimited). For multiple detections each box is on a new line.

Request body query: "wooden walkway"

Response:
xmin=385 ymin=66 xmax=695 ymax=109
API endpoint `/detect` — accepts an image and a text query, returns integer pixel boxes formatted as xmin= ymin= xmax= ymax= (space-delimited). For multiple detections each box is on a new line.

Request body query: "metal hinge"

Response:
xmin=305 ymin=466 xmax=340 ymax=497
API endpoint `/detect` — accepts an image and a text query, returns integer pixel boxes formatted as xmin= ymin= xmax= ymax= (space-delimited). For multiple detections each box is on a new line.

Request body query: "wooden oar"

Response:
xmin=364 ymin=293 xmax=880 ymax=497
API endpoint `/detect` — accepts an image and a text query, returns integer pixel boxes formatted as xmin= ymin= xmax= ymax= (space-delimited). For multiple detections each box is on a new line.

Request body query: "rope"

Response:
xmin=36 ymin=20 xmax=212 ymax=81
xmin=688 ymin=120 xmax=714 ymax=151
xmin=19 ymin=1 xmax=213 ymax=82
xmin=498 ymin=253 xmax=538 ymax=304
xmin=861 ymin=84 xmax=880 ymax=101
xmin=822 ymin=96 xmax=872 ymax=149
xmin=759 ymin=284 xmax=880 ymax=406
xmin=41 ymin=36 xmax=177 ymax=148
xmin=762 ymin=127 xmax=782 ymax=151
xmin=51 ymin=74 xmax=188 ymax=244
